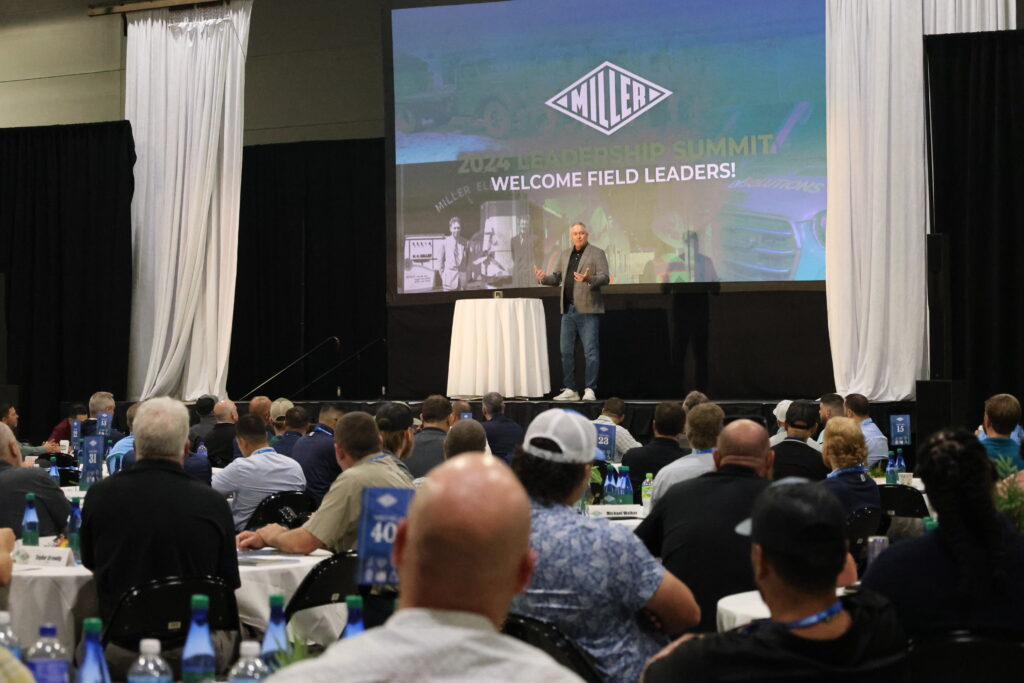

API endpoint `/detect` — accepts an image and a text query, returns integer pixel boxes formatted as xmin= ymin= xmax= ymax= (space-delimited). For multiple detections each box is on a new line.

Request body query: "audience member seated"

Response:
xmin=182 ymin=441 xmax=213 ymax=485
xmin=247 ymin=395 xmax=274 ymax=441
xmin=509 ymin=408 xmax=700 ymax=682
xmin=637 ymin=419 xmax=774 ymax=632
xmin=47 ymin=402 xmax=88 ymax=444
xmin=268 ymin=398 xmax=295 ymax=441
xmin=651 ymin=402 xmax=723 ymax=505
xmin=106 ymin=402 xmax=139 ymax=467
xmin=212 ymin=414 xmax=307 ymax=531
xmin=0 ymin=423 xmax=69 ymax=539
xmin=81 ymin=391 xmax=126 ymax=445
xmin=979 ymin=393 xmax=1024 ymax=471
xmin=187 ymin=394 xmax=218 ymax=445
xmin=204 ymin=400 xmax=241 ymax=468
xmin=407 ymin=395 xmax=454 ymax=478
xmin=374 ymin=402 xmax=415 ymax=481
xmin=272 ymin=406 xmax=309 ymax=458
xmin=862 ymin=429 xmax=1024 ymax=638
xmin=622 ymin=401 xmax=688 ymax=503
xmin=816 ymin=392 xmax=846 ymax=446
xmin=845 ymin=393 xmax=889 ymax=466
xmin=644 ymin=482 xmax=906 ymax=682
xmin=0 ymin=403 xmax=58 ymax=460
xmin=481 ymin=392 xmax=524 ymax=462
xmin=772 ymin=400 xmax=829 ymax=481
xmin=769 ymin=399 xmax=823 ymax=452
xmin=676 ymin=390 xmax=710 ymax=450
xmin=820 ymin=417 xmax=880 ymax=516
xmin=444 ymin=419 xmax=488 ymax=460
xmin=288 ymin=402 xmax=344 ymax=503
xmin=270 ymin=454 xmax=582 ymax=682
xmin=451 ymin=399 xmax=472 ymax=422
xmin=80 ymin=397 xmax=240 ymax=623
xmin=238 ymin=412 xmax=413 ymax=554
xmin=591 ymin=397 xmax=641 ymax=461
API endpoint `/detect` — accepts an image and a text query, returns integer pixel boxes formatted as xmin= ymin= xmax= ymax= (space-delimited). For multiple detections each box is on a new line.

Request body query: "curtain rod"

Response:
xmin=87 ymin=0 xmax=225 ymax=17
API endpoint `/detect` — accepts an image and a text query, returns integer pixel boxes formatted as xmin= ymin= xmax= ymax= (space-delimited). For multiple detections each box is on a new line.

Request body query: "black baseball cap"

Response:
xmin=735 ymin=480 xmax=846 ymax=557
xmin=785 ymin=400 xmax=819 ymax=430
xmin=374 ymin=402 xmax=413 ymax=431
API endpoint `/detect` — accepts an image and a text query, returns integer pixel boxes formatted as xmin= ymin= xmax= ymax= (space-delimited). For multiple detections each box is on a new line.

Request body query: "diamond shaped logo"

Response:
xmin=546 ymin=61 xmax=671 ymax=136
xmin=377 ymin=493 xmax=398 ymax=508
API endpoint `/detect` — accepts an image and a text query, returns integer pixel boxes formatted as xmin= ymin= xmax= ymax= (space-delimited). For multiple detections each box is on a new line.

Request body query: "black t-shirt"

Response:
xmin=621 ymin=437 xmax=689 ymax=504
xmin=80 ymin=458 xmax=240 ymax=621
xmin=635 ymin=464 xmax=769 ymax=632
xmin=772 ymin=437 xmax=829 ymax=481
xmin=203 ymin=422 xmax=240 ymax=468
xmin=563 ymin=244 xmax=586 ymax=308
xmin=643 ymin=589 xmax=907 ymax=683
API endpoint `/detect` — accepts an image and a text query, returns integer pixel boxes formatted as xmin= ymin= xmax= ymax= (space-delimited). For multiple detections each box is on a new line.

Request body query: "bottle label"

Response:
xmin=181 ymin=672 xmax=215 ymax=683
xmin=128 ymin=677 xmax=172 ymax=683
xmin=27 ymin=660 xmax=70 ymax=683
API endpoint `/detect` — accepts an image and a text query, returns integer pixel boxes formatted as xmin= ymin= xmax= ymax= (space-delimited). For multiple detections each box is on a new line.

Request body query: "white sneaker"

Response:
xmin=553 ymin=388 xmax=581 ymax=401
xmin=582 ymin=388 xmax=597 ymax=401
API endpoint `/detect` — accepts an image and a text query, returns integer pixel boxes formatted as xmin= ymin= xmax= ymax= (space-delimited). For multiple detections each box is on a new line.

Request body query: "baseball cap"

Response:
xmin=375 ymin=402 xmax=413 ymax=431
xmin=784 ymin=400 xmax=819 ymax=430
xmin=773 ymin=399 xmax=792 ymax=424
xmin=735 ymin=480 xmax=846 ymax=557
xmin=269 ymin=398 xmax=294 ymax=423
xmin=523 ymin=408 xmax=598 ymax=464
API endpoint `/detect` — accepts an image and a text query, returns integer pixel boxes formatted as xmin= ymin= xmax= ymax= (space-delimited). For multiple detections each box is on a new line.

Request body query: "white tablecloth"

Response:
xmin=716 ymin=589 xmax=769 ymax=632
xmin=447 ymin=298 xmax=550 ymax=398
xmin=9 ymin=550 xmax=345 ymax=652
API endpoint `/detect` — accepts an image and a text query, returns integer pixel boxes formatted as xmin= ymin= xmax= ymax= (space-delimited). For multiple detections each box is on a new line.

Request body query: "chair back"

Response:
xmin=502 ymin=613 xmax=603 ymax=683
xmin=907 ymin=630 xmax=1024 ymax=682
xmin=284 ymin=552 xmax=360 ymax=624
xmin=878 ymin=484 xmax=929 ymax=518
xmin=245 ymin=490 xmax=318 ymax=530
xmin=103 ymin=575 xmax=240 ymax=650
xmin=846 ymin=506 xmax=882 ymax=569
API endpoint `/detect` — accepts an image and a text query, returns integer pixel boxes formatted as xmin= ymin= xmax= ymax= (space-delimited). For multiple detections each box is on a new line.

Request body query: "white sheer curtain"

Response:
xmin=126 ymin=1 xmax=253 ymax=400
xmin=825 ymin=0 xmax=1014 ymax=401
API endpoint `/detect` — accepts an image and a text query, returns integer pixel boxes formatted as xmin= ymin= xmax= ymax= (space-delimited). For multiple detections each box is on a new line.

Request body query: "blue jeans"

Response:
xmin=560 ymin=304 xmax=600 ymax=391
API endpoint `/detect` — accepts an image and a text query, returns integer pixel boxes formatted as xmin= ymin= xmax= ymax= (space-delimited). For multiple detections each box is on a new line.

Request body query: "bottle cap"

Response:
xmin=269 ymin=594 xmax=285 ymax=608
xmin=646 ymin=473 xmax=653 ymax=478
xmin=72 ymin=497 xmax=81 ymax=505
xmin=191 ymin=594 xmax=210 ymax=609
xmin=0 ymin=611 xmax=9 ymax=626
xmin=239 ymin=640 xmax=260 ymax=657
xmin=345 ymin=594 xmax=364 ymax=610
xmin=39 ymin=623 xmax=57 ymax=638
xmin=83 ymin=617 xmax=102 ymax=633
xmin=620 ymin=465 xmax=630 ymax=472
xmin=25 ymin=492 xmax=35 ymax=502
xmin=139 ymin=638 xmax=161 ymax=655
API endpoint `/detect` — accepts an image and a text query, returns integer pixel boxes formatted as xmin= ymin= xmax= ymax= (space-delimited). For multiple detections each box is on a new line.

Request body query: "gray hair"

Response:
xmin=89 ymin=391 xmax=115 ymax=416
xmin=134 ymin=397 xmax=189 ymax=460
xmin=482 ymin=392 xmax=504 ymax=416
xmin=444 ymin=419 xmax=488 ymax=459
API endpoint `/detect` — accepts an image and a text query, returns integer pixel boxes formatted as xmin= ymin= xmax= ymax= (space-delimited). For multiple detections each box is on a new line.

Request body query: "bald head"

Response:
xmin=714 ymin=419 xmax=773 ymax=477
xmin=394 ymin=454 xmax=534 ymax=627
xmin=213 ymin=400 xmax=238 ymax=424
xmin=248 ymin=396 xmax=271 ymax=425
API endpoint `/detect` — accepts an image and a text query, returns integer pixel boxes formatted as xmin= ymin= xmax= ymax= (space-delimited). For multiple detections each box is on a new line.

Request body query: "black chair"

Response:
xmin=907 ymin=630 xmax=1024 ymax=682
xmin=846 ymin=506 xmax=882 ymax=573
xmin=502 ymin=613 xmax=603 ymax=683
xmin=878 ymin=484 xmax=929 ymax=518
xmin=284 ymin=552 xmax=360 ymax=625
xmin=103 ymin=575 xmax=240 ymax=650
xmin=245 ymin=490 xmax=318 ymax=530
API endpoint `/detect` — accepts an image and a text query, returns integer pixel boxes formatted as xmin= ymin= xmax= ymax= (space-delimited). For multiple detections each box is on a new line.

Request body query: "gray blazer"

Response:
xmin=541 ymin=244 xmax=610 ymax=314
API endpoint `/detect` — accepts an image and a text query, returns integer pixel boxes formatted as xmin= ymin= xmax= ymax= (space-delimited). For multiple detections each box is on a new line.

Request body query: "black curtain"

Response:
xmin=228 ymin=139 xmax=387 ymax=401
xmin=925 ymin=31 xmax=1024 ymax=418
xmin=0 ymin=121 xmax=135 ymax=441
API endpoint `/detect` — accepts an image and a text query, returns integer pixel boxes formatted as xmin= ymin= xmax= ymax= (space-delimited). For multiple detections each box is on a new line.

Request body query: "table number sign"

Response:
xmin=357 ymin=488 xmax=415 ymax=587
xmin=96 ymin=411 xmax=113 ymax=437
xmin=889 ymin=414 xmax=912 ymax=447
xmin=595 ymin=424 xmax=616 ymax=462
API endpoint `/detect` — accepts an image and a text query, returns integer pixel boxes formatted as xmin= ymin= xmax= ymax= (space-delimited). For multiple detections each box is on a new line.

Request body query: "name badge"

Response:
xmin=357 ymin=488 xmax=415 ymax=587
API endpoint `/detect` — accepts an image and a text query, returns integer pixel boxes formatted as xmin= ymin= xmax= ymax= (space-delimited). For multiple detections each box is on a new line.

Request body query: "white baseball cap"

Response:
xmin=523 ymin=409 xmax=598 ymax=464
xmin=773 ymin=399 xmax=793 ymax=424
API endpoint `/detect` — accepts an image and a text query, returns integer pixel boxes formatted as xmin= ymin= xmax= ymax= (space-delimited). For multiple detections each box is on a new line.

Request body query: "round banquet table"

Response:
xmin=446 ymin=298 xmax=550 ymax=398
xmin=716 ymin=589 xmax=770 ymax=632
xmin=9 ymin=549 xmax=345 ymax=652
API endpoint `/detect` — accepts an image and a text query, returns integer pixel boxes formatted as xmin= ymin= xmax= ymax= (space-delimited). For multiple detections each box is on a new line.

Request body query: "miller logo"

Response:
xmin=546 ymin=61 xmax=671 ymax=135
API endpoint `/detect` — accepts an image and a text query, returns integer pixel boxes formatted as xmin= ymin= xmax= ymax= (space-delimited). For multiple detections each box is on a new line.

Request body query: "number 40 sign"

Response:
xmin=357 ymin=488 xmax=415 ymax=587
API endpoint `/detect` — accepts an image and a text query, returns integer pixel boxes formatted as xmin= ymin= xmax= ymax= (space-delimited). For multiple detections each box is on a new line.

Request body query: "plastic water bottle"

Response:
xmin=77 ymin=617 xmax=111 ymax=683
xmin=260 ymin=594 xmax=287 ymax=669
xmin=181 ymin=594 xmax=215 ymax=683
xmin=22 ymin=492 xmax=39 ymax=546
xmin=619 ymin=466 xmax=634 ymax=505
xmin=228 ymin=641 xmax=268 ymax=681
xmin=25 ymin=623 xmax=70 ymax=683
xmin=342 ymin=595 xmax=365 ymax=639
xmin=884 ymin=450 xmax=898 ymax=485
xmin=602 ymin=466 xmax=617 ymax=505
xmin=0 ymin=611 xmax=20 ymax=660
xmin=49 ymin=463 xmax=61 ymax=487
xmin=641 ymin=473 xmax=654 ymax=514
xmin=127 ymin=639 xmax=172 ymax=683
xmin=197 ymin=442 xmax=208 ymax=459
xmin=895 ymin=448 xmax=906 ymax=476
xmin=68 ymin=498 xmax=83 ymax=564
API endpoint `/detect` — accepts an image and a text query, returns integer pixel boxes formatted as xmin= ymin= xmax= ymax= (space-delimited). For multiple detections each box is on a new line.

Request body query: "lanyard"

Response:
xmin=251 ymin=447 xmax=275 ymax=458
xmin=777 ymin=601 xmax=842 ymax=629
xmin=312 ymin=425 xmax=333 ymax=438
xmin=826 ymin=464 xmax=866 ymax=479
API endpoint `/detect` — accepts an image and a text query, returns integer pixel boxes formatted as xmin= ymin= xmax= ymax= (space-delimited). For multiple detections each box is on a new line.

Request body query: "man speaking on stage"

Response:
xmin=534 ymin=222 xmax=610 ymax=402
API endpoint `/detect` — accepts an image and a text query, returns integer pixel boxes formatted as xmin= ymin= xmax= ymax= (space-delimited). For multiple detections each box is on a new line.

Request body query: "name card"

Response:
xmin=14 ymin=545 xmax=74 ymax=567
xmin=588 ymin=504 xmax=644 ymax=520
xmin=357 ymin=487 xmax=414 ymax=587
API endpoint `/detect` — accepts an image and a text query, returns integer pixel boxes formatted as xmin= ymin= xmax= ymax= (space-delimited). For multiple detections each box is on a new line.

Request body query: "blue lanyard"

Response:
xmin=777 ymin=601 xmax=842 ymax=629
xmin=312 ymin=425 xmax=333 ymax=437
xmin=826 ymin=465 xmax=866 ymax=479
xmin=251 ymin=447 xmax=275 ymax=457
